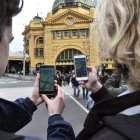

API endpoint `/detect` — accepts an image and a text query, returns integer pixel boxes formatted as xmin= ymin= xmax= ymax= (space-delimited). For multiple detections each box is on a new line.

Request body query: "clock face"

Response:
xmin=66 ymin=17 xmax=74 ymax=25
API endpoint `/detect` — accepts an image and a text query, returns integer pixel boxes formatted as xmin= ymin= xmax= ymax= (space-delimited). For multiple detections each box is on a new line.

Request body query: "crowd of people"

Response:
xmin=0 ymin=0 xmax=140 ymax=140
xmin=55 ymin=69 xmax=127 ymax=110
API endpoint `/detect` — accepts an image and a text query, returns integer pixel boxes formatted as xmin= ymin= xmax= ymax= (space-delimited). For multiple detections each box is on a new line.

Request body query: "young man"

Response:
xmin=0 ymin=0 xmax=44 ymax=139
xmin=0 ymin=1 xmax=74 ymax=139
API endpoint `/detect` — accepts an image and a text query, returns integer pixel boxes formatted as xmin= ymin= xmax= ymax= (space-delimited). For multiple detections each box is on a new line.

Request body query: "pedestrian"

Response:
xmin=71 ymin=70 xmax=80 ymax=99
xmin=44 ymin=0 xmax=140 ymax=140
xmin=86 ymin=91 xmax=94 ymax=110
xmin=82 ymin=86 xmax=88 ymax=99
xmin=55 ymin=71 xmax=62 ymax=86
xmin=66 ymin=74 xmax=70 ymax=85
xmin=104 ymin=68 xmax=128 ymax=96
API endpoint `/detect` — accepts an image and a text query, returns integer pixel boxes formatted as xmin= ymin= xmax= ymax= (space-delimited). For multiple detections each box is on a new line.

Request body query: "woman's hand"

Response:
xmin=42 ymin=85 xmax=65 ymax=116
xmin=80 ymin=66 xmax=102 ymax=93
xmin=30 ymin=73 xmax=44 ymax=106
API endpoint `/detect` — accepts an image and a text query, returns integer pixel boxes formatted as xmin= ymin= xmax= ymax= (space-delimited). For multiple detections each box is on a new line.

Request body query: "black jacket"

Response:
xmin=104 ymin=72 xmax=127 ymax=96
xmin=0 ymin=97 xmax=37 ymax=132
xmin=76 ymin=87 xmax=140 ymax=140
xmin=0 ymin=97 xmax=41 ymax=140
xmin=71 ymin=76 xmax=79 ymax=87
xmin=46 ymin=87 xmax=140 ymax=140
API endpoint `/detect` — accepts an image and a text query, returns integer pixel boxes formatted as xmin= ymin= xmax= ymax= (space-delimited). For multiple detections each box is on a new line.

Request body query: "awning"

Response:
xmin=55 ymin=61 xmax=74 ymax=66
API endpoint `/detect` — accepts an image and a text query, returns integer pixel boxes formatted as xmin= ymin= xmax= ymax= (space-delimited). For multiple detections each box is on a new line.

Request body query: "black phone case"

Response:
xmin=39 ymin=65 xmax=56 ymax=97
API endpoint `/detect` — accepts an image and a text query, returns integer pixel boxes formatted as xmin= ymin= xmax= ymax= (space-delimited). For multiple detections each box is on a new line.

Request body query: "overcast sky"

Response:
xmin=10 ymin=0 xmax=55 ymax=53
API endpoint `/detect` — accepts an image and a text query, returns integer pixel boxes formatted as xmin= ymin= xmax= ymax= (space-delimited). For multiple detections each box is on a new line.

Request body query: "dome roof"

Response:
xmin=52 ymin=0 xmax=93 ymax=11
xmin=33 ymin=14 xmax=42 ymax=21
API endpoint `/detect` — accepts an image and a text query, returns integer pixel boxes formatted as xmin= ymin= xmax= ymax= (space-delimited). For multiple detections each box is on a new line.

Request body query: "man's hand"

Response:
xmin=42 ymin=85 xmax=65 ymax=116
xmin=80 ymin=66 xmax=102 ymax=93
xmin=30 ymin=73 xmax=43 ymax=106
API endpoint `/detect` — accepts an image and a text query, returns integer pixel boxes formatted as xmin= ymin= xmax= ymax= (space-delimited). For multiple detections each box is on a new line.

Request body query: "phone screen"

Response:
xmin=39 ymin=66 xmax=55 ymax=94
xmin=75 ymin=57 xmax=87 ymax=78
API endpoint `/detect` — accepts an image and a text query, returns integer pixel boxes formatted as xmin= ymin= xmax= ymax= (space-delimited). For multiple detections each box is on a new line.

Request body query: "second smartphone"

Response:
xmin=39 ymin=65 xmax=56 ymax=97
xmin=74 ymin=54 xmax=88 ymax=81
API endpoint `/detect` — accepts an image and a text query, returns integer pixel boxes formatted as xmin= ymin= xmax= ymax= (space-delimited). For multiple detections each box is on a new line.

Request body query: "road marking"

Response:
xmin=62 ymin=89 xmax=89 ymax=114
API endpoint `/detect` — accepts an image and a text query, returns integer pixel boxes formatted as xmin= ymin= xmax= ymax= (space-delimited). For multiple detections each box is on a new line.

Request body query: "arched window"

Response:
xmin=36 ymin=37 xmax=44 ymax=44
xmin=56 ymin=49 xmax=82 ymax=63
xmin=34 ymin=37 xmax=44 ymax=57
xmin=36 ymin=62 xmax=43 ymax=71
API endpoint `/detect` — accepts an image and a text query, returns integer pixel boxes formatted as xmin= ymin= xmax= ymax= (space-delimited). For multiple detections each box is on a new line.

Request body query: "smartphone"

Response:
xmin=74 ymin=54 xmax=88 ymax=81
xmin=39 ymin=65 xmax=56 ymax=96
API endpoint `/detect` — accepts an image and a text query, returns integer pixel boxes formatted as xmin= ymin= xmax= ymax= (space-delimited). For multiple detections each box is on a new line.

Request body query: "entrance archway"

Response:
xmin=55 ymin=48 xmax=83 ymax=73
xmin=35 ymin=62 xmax=43 ymax=72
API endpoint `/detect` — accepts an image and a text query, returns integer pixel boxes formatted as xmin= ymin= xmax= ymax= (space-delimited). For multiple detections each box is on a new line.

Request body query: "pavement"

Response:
xmin=0 ymin=76 xmax=89 ymax=139
xmin=3 ymin=73 xmax=35 ymax=81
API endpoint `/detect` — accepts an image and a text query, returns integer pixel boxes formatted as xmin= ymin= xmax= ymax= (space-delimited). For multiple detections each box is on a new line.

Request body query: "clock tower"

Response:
xmin=23 ymin=0 xmax=102 ymax=73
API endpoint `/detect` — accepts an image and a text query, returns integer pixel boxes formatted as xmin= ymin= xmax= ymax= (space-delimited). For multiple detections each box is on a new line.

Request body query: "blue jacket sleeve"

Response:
xmin=0 ymin=97 xmax=37 ymax=133
xmin=47 ymin=114 xmax=75 ymax=140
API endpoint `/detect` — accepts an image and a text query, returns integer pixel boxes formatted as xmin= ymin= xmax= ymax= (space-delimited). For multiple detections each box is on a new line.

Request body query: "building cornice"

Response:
xmin=43 ymin=9 xmax=93 ymax=26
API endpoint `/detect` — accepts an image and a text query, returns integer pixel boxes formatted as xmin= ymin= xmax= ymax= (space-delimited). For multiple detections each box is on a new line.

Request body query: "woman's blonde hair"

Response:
xmin=96 ymin=0 xmax=140 ymax=90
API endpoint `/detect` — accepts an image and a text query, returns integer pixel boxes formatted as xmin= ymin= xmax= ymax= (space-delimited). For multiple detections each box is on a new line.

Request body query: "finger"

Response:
xmin=54 ymin=84 xmax=58 ymax=87
xmin=42 ymin=94 xmax=50 ymax=104
xmin=79 ymin=81 xmax=85 ymax=85
xmin=87 ymin=66 xmax=93 ymax=71
xmin=34 ymin=73 xmax=40 ymax=87
xmin=57 ymin=85 xmax=63 ymax=97
xmin=87 ymin=66 xmax=97 ymax=73
xmin=54 ymin=80 xmax=57 ymax=84
xmin=54 ymin=84 xmax=58 ymax=90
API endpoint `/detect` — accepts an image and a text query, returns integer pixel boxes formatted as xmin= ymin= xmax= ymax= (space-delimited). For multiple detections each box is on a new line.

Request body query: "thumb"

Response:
xmin=42 ymin=94 xmax=50 ymax=104
xmin=87 ymin=66 xmax=93 ymax=72
xmin=79 ymin=81 xmax=85 ymax=85
xmin=34 ymin=73 xmax=39 ymax=87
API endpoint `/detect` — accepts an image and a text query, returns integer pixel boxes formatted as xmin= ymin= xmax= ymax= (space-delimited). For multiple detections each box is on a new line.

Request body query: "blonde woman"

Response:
xmin=44 ymin=0 xmax=140 ymax=140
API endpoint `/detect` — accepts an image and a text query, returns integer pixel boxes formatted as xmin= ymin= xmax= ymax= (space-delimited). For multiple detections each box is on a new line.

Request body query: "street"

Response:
xmin=0 ymin=77 xmax=89 ymax=139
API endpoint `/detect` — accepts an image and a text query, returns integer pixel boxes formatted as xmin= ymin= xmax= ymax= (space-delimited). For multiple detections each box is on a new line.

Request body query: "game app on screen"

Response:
xmin=39 ymin=65 xmax=55 ymax=95
xmin=74 ymin=55 xmax=88 ymax=81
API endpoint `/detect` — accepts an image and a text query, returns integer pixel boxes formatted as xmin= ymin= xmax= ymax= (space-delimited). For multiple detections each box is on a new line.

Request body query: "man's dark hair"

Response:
xmin=0 ymin=0 xmax=23 ymax=40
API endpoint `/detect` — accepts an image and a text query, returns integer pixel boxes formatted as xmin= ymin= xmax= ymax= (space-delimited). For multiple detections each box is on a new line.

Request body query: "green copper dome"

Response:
xmin=52 ymin=0 xmax=93 ymax=12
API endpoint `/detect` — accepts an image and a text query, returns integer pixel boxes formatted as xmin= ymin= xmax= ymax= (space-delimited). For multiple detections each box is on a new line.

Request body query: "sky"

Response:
xmin=10 ymin=0 xmax=55 ymax=53
xmin=10 ymin=0 xmax=97 ymax=53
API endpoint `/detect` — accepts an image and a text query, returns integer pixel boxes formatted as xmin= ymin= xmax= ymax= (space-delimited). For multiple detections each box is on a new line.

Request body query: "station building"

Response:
xmin=20 ymin=0 xmax=113 ymax=74
xmin=7 ymin=52 xmax=30 ymax=75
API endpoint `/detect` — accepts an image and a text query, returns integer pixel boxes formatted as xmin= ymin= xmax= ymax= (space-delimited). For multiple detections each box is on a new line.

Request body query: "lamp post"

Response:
xmin=23 ymin=49 xmax=26 ymax=77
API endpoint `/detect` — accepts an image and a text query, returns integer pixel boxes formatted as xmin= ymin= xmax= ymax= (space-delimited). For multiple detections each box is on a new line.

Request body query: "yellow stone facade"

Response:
xmin=22 ymin=1 xmax=112 ymax=73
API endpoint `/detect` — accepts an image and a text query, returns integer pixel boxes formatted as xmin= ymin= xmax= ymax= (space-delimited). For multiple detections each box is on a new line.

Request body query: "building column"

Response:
xmin=44 ymin=28 xmax=54 ymax=65
xmin=29 ymin=35 xmax=36 ymax=70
